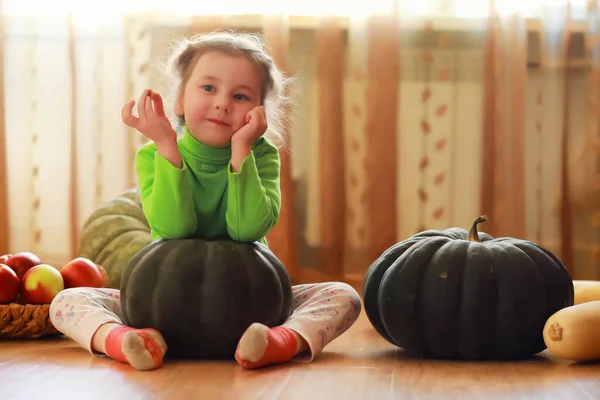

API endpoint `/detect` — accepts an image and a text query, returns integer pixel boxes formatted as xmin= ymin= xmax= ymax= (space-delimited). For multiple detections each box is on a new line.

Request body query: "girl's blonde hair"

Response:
xmin=163 ymin=30 xmax=293 ymax=149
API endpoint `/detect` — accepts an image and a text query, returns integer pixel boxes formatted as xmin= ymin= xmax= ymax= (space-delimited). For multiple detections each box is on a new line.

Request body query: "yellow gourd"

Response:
xmin=543 ymin=301 xmax=600 ymax=362
xmin=573 ymin=280 xmax=600 ymax=304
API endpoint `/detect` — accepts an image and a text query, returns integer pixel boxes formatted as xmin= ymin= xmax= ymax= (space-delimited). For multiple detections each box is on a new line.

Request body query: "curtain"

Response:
xmin=1 ymin=1 xmax=599 ymax=286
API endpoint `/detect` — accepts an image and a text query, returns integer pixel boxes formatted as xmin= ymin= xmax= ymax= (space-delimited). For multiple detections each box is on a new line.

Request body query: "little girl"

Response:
xmin=50 ymin=30 xmax=361 ymax=371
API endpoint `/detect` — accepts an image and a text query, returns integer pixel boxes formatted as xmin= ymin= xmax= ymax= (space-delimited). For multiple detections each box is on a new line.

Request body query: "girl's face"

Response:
xmin=175 ymin=50 xmax=264 ymax=148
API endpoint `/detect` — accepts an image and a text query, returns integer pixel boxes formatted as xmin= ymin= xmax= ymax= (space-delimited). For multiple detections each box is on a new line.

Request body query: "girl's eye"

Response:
xmin=234 ymin=94 xmax=249 ymax=101
xmin=202 ymin=85 xmax=214 ymax=92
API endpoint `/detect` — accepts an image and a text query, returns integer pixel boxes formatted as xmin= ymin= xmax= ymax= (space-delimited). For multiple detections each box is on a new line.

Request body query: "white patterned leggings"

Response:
xmin=49 ymin=282 xmax=362 ymax=360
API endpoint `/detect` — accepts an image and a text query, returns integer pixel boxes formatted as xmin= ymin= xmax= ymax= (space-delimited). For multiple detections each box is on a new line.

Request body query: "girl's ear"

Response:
xmin=174 ymin=88 xmax=185 ymax=116
xmin=174 ymin=101 xmax=184 ymax=116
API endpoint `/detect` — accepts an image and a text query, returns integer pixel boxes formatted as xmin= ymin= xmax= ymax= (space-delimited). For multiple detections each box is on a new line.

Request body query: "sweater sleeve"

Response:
xmin=226 ymin=141 xmax=281 ymax=242
xmin=135 ymin=142 xmax=198 ymax=240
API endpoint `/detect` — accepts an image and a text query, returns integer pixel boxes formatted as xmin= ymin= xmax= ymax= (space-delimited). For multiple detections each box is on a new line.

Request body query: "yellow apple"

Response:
xmin=20 ymin=264 xmax=64 ymax=304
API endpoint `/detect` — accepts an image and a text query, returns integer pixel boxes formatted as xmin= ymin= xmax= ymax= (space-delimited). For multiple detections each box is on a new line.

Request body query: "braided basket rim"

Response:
xmin=0 ymin=302 xmax=61 ymax=339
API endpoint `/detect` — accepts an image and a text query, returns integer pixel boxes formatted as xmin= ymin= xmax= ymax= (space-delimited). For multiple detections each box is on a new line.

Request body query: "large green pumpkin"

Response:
xmin=77 ymin=189 xmax=152 ymax=288
xmin=363 ymin=215 xmax=574 ymax=361
xmin=120 ymin=237 xmax=293 ymax=359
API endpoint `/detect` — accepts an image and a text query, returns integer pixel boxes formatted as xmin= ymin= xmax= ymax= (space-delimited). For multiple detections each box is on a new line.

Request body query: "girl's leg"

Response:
xmin=49 ymin=287 xmax=167 ymax=371
xmin=235 ymin=282 xmax=362 ymax=369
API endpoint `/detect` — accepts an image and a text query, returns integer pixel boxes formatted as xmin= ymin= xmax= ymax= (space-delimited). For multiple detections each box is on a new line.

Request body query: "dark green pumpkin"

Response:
xmin=120 ymin=237 xmax=293 ymax=359
xmin=363 ymin=215 xmax=574 ymax=361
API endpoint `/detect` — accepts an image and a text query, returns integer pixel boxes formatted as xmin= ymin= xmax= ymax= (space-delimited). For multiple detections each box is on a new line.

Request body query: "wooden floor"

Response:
xmin=1 ymin=309 xmax=599 ymax=400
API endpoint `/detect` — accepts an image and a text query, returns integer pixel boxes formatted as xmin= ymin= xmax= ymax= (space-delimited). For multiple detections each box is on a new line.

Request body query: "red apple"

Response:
xmin=0 ymin=254 xmax=11 ymax=265
xmin=60 ymin=257 xmax=104 ymax=289
xmin=0 ymin=264 xmax=20 ymax=304
xmin=5 ymin=252 xmax=42 ymax=279
xmin=20 ymin=264 xmax=64 ymax=304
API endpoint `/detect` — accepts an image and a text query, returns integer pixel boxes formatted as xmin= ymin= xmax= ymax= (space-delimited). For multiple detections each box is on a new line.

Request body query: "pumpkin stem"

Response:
xmin=467 ymin=215 xmax=489 ymax=242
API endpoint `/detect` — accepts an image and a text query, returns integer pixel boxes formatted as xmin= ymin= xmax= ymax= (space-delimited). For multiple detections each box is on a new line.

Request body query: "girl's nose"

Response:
xmin=214 ymin=96 xmax=231 ymax=113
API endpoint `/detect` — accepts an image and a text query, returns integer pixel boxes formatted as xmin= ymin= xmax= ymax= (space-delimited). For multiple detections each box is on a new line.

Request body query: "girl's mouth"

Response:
xmin=207 ymin=118 xmax=230 ymax=127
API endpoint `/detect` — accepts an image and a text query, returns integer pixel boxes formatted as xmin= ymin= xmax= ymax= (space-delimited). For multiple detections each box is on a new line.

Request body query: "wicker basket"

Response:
xmin=0 ymin=264 xmax=110 ymax=340
xmin=0 ymin=303 xmax=60 ymax=339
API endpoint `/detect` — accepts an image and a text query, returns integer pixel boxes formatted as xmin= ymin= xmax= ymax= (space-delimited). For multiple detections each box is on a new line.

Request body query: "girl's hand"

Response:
xmin=231 ymin=106 xmax=268 ymax=147
xmin=122 ymin=89 xmax=177 ymax=147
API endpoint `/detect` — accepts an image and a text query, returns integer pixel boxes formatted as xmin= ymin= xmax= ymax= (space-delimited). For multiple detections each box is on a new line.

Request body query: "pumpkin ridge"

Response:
xmin=420 ymin=239 xmax=469 ymax=358
xmin=253 ymin=245 xmax=290 ymax=325
xmin=254 ymin=243 xmax=293 ymax=320
xmin=363 ymin=238 xmax=422 ymax=345
xmin=496 ymin=239 xmax=574 ymax=354
xmin=493 ymin=238 xmax=574 ymax=306
xmin=483 ymin=241 xmax=547 ymax=360
xmin=500 ymin=241 xmax=549 ymax=356
xmin=482 ymin=243 xmax=507 ymax=360
xmin=120 ymin=239 xmax=162 ymax=326
xmin=246 ymin=250 xmax=275 ymax=321
xmin=151 ymin=242 xmax=170 ymax=326
xmin=457 ymin=242 xmax=498 ymax=359
xmin=379 ymin=236 xmax=451 ymax=357
xmin=478 ymin=243 xmax=501 ymax=360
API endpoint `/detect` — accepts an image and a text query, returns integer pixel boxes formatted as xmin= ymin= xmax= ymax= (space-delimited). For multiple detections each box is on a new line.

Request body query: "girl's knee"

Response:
xmin=319 ymin=282 xmax=363 ymax=315
xmin=326 ymin=282 xmax=361 ymax=302
xmin=50 ymin=287 xmax=78 ymax=315
xmin=50 ymin=287 xmax=71 ymax=307
xmin=49 ymin=287 xmax=104 ymax=313
xmin=49 ymin=289 xmax=69 ymax=326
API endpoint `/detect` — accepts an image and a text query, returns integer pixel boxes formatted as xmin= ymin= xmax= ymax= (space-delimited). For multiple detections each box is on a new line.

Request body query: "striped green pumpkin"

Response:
xmin=77 ymin=189 xmax=152 ymax=288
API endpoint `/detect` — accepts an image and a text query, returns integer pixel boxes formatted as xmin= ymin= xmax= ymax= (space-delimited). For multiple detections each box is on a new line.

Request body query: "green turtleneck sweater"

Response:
xmin=135 ymin=128 xmax=281 ymax=246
